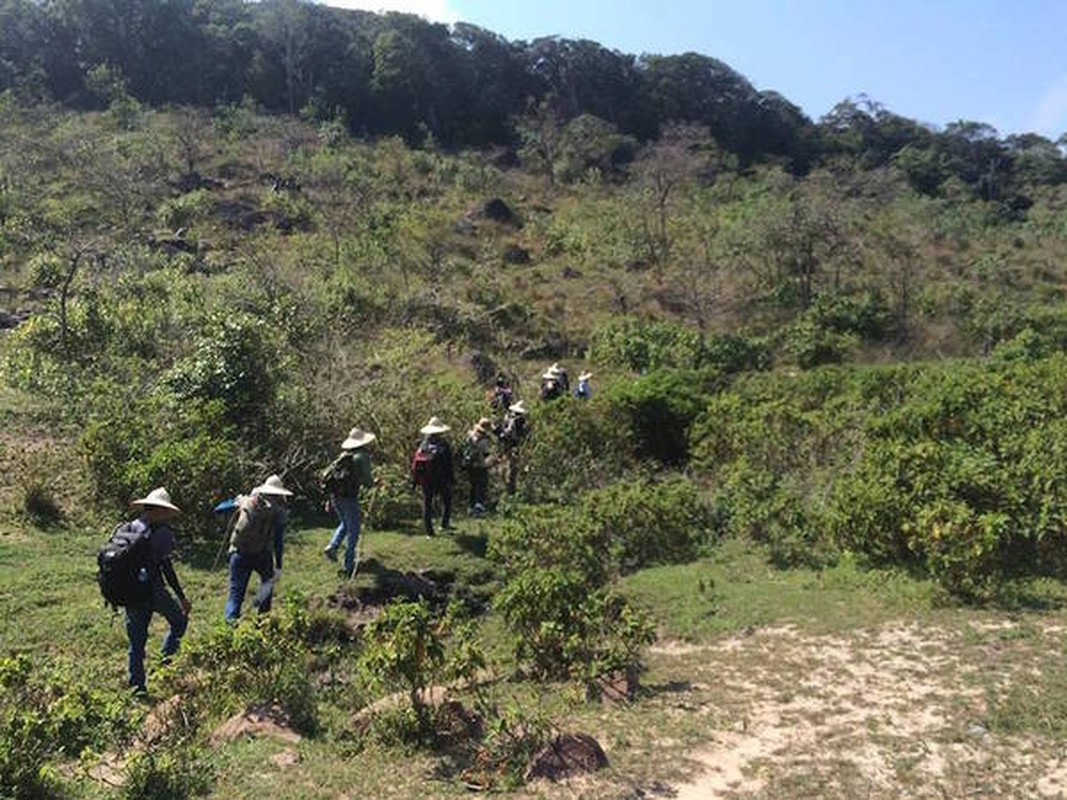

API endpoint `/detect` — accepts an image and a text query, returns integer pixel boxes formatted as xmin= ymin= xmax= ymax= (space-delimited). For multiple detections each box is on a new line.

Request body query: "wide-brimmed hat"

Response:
xmin=131 ymin=487 xmax=180 ymax=512
xmin=252 ymin=474 xmax=293 ymax=497
xmin=472 ymin=417 xmax=492 ymax=434
xmin=578 ymin=371 xmax=593 ymax=381
xmin=508 ymin=400 xmax=527 ymax=415
xmin=541 ymin=370 xmax=558 ymax=381
xmin=341 ymin=427 xmax=377 ymax=450
xmin=420 ymin=416 xmax=451 ymax=435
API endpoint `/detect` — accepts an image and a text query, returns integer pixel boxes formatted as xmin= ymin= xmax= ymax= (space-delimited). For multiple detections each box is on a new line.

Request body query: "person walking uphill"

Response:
xmin=322 ymin=427 xmax=377 ymax=578
xmin=224 ymin=474 xmax=292 ymax=622
xmin=462 ymin=417 xmax=493 ymax=516
xmin=495 ymin=400 xmax=529 ymax=496
xmin=116 ymin=487 xmax=190 ymax=697
xmin=412 ymin=416 xmax=455 ymax=536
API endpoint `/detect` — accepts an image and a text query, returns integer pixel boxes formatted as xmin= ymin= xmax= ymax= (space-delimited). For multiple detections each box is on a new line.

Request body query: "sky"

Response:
xmin=320 ymin=0 xmax=1067 ymax=140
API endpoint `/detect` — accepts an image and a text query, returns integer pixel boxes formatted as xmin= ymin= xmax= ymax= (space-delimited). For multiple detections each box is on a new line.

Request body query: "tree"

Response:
xmin=515 ymin=99 xmax=563 ymax=185
xmin=629 ymin=123 xmax=718 ymax=271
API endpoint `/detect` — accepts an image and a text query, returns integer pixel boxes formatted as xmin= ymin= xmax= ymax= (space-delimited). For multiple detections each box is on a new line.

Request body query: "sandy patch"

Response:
xmin=662 ymin=620 xmax=1065 ymax=799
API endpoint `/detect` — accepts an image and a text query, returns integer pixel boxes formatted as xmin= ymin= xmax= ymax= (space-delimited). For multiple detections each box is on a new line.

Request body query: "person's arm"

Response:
xmin=444 ymin=442 xmax=456 ymax=484
xmin=358 ymin=452 xmax=374 ymax=490
xmin=273 ymin=512 xmax=285 ymax=571
xmin=160 ymin=559 xmax=191 ymax=614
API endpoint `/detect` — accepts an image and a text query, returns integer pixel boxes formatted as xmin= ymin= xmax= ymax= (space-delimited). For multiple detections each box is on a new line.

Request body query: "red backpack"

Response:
xmin=411 ymin=443 xmax=436 ymax=486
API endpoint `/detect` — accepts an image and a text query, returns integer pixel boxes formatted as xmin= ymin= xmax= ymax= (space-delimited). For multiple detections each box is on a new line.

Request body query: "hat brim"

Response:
xmin=253 ymin=485 xmax=293 ymax=497
xmin=420 ymin=424 xmax=451 ymax=435
xmin=131 ymin=497 xmax=181 ymax=512
xmin=342 ymin=433 xmax=377 ymax=449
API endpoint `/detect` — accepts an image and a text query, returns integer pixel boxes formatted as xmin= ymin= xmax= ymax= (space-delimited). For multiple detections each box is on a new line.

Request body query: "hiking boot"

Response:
xmin=323 ymin=546 xmax=338 ymax=562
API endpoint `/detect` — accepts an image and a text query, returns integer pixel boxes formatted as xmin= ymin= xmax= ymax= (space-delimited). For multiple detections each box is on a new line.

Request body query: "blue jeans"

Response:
xmin=124 ymin=588 xmax=187 ymax=691
xmin=225 ymin=550 xmax=275 ymax=622
xmin=327 ymin=495 xmax=362 ymax=574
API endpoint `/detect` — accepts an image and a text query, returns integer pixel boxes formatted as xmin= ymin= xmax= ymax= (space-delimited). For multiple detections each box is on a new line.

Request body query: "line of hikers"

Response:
xmin=98 ymin=364 xmax=579 ymax=695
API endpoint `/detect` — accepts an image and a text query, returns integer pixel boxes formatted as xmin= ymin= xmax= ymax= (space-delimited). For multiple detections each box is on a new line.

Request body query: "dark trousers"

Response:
xmin=468 ymin=467 xmax=488 ymax=510
xmin=422 ymin=482 xmax=452 ymax=534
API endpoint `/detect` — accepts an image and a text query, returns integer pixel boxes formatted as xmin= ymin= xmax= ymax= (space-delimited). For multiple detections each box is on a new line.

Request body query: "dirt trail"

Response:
xmin=654 ymin=622 xmax=1067 ymax=799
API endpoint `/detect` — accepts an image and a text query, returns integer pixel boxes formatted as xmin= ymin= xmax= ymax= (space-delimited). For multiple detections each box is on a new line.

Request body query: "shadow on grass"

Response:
xmin=452 ymin=532 xmax=488 ymax=559
xmin=641 ymin=680 xmax=692 ymax=698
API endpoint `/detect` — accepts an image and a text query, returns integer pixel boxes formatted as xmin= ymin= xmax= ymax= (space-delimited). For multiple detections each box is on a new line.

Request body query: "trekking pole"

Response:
xmin=359 ymin=485 xmax=380 ymax=565
xmin=211 ymin=507 xmax=239 ymax=571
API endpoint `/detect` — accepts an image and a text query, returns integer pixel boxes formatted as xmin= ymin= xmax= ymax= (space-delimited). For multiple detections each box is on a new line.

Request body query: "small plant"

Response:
xmin=0 ymin=654 xmax=131 ymax=799
xmin=122 ymin=745 xmax=213 ymax=800
xmin=357 ymin=599 xmax=446 ymax=737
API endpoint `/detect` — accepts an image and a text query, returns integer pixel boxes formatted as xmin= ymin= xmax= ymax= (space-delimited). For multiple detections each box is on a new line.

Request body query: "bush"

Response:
xmin=600 ymin=368 xmax=711 ymax=465
xmin=81 ymin=394 xmax=246 ymax=535
xmin=579 ymin=477 xmax=714 ymax=573
xmin=489 ymin=494 xmax=659 ymax=685
xmin=589 ymin=317 xmax=768 ymax=373
xmin=493 ymin=566 xmax=654 ymax=684
xmin=0 ymin=654 xmax=130 ymax=799
xmin=512 ymin=397 xmax=628 ymax=503
xmin=171 ymin=604 xmax=320 ymax=735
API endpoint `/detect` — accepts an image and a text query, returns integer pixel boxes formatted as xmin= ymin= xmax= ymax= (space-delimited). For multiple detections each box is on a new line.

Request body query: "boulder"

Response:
xmin=524 ymin=732 xmax=608 ymax=782
xmin=503 ymin=245 xmax=530 ymax=265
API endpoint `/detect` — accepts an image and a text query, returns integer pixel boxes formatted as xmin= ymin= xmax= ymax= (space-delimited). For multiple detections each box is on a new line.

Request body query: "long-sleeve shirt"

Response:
xmin=140 ymin=516 xmax=187 ymax=603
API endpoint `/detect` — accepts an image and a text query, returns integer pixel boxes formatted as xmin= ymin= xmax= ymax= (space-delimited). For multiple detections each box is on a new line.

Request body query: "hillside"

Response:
xmin=2 ymin=83 xmax=1067 ymax=796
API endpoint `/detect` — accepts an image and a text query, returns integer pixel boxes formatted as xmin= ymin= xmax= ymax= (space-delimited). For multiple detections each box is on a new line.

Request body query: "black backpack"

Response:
xmin=97 ymin=520 xmax=154 ymax=609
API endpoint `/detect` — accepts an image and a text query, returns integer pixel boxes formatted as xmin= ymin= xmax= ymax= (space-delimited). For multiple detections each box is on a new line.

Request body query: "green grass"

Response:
xmin=7 ymin=514 xmax=1067 ymax=798
xmin=621 ymin=539 xmax=940 ymax=640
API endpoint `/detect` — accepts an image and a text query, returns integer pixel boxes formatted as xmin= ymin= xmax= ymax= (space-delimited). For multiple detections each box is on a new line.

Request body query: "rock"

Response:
xmin=482 ymin=197 xmax=515 ymax=223
xmin=210 ymin=703 xmax=302 ymax=745
xmin=503 ymin=245 xmax=530 ymax=265
xmin=270 ymin=748 xmax=300 ymax=768
xmin=524 ymin=732 xmax=608 ymax=782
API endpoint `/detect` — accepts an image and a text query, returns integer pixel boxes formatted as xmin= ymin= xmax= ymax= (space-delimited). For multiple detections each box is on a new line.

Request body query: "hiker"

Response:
xmin=412 ymin=416 xmax=455 ymax=536
xmin=574 ymin=370 xmax=593 ymax=400
xmin=224 ymin=474 xmax=292 ymax=622
xmin=322 ymin=427 xmax=377 ymax=578
xmin=495 ymin=400 xmax=529 ymax=495
xmin=537 ymin=366 xmax=563 ymax=401
xmin=488 ymin=372 xmax=514 ymax=413
xmin=121 ymin=487 xmax=191 ymax=696
xmin=462 ymin=417 xmax=493 ymax=516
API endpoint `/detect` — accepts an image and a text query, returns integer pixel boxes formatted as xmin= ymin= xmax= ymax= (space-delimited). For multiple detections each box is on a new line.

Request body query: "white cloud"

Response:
xmin=1031 ymin=75 xmax=1067 ymax=139
xmin=318 ymin=0 xmax=460 ymax=24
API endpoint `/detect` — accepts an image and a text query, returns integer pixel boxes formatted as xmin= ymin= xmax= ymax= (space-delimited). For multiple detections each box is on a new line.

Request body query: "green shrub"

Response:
xmin=778 ymin=316 xmax=857 ymax=368
xmin=162 ymin=313 xmax=281 ymax=429
xmin=156 ymin=189 xmax=211 ymax=230
xmin=489 ymin=497 xmax=658 ymax=685
xmin=579 ymin=477 xmax=714 ymax=573
xmin=81 ymin=394 xmax=246 ymax=534
xmin=171 ymin=606 xmax=320 ymax=735
xmin=356 ymin=599 xmax=446 ymax=733
xmin=122 ymin=744 xmax=213 ymax=800
xmin=601 ymin=368 xmax=711 ymax=465
xmin=589 ymin=317 xmax=768 ymax=373
xmin=513 ymin=396 xmax=629 ymax=503
xmin=0 ymin=654 xmax=130 ymax=799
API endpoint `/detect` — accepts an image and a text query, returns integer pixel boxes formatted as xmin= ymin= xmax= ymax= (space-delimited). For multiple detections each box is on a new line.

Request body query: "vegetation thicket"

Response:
xmin=3 ymin=4 xmax=1067 ymax=796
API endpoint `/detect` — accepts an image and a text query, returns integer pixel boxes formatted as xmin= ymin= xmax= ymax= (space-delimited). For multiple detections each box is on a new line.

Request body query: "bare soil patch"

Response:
xmin=655 ymin=621 xmax=1066 ymax=799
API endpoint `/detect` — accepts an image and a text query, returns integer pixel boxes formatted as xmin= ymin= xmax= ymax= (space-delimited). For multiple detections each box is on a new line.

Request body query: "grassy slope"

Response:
xmin=6 ymin=505 xmax=1067 ymax=797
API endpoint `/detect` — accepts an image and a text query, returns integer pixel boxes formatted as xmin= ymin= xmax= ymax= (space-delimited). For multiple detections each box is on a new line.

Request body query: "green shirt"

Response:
xmin=323 ymin=449 xmax=374 ymax=497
